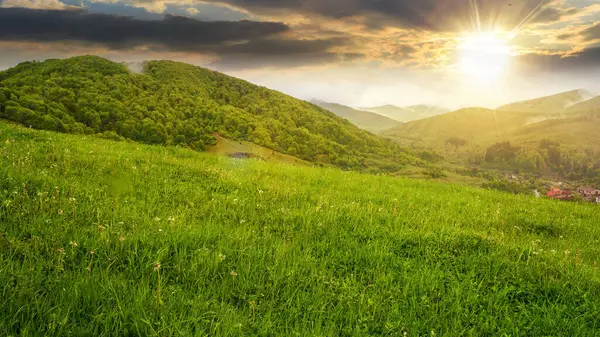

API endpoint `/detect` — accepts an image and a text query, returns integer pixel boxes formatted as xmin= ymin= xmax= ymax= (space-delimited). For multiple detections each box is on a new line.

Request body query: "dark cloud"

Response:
xmin=0 ymin=7 xmax=288 ymax=51
xmin=516 ymin=47 xmax=600 ymax=74
xmin=216 ymin=37 xmax=350 ymax=56
xmin=211 ymin=37 xmax=363 ymax=69
xmin=205 ymin=0 xmax=553 ymax=31
xmin=0 ymin=7 xmax=361 ymax=69
xmin=213 ymin=51 xmax=365 ymax=69
xmin=582 ymin=22 xmax=600 ymax=41
xmin=531 ymin=6 xmax=579 ymax=23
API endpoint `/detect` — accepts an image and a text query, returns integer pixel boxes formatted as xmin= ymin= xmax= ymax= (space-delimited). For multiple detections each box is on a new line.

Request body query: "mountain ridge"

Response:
xmin=311 ymin=100 xmax=401 ymax=133
xmin=0 ymin=55 xmax=427 ymax=170
xmin=496 ymin=89 xmax=593 ymax=114
xmin=360 ymin=104 xmax=450 ymax=123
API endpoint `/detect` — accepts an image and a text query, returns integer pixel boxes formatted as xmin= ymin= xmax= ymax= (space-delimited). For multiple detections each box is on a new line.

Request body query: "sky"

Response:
xmin=0 ymin=0 xmax=599 ymax=109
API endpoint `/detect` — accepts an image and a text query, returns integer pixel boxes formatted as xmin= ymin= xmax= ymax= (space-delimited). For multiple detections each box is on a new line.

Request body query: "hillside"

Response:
xmin=361 ymin=104 xmax=449 ymax=123
xmin=383 ymin=102 xmax=600 ymax=180
xmin=0 ymin=56 xmax=426 ymax=170
xmin=509 ymin=112 xmax=600 ymax=148
xmin=381 ymin=107 xmax=531 ymax=145
xmin=496 ymin=89 xmax=591 ymax=114
xmin=312 ymin=101 xmax=401 ymax=132
xmin=2 ymin=121 xmax=600 ymax=335
xmin=566 ymin=96 xmax=600 ymax=113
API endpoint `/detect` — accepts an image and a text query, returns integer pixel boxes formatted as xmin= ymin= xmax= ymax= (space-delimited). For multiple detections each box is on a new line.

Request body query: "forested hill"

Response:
xmin=0 ymin=56 xmax=429 ymax=169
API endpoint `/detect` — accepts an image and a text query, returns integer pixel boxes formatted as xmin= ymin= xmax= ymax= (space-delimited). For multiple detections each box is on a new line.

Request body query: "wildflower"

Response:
xmin=168 ymin=216 xmax=175 ymax=222
xmin=159 ymin=229 xmax=163 ymax=232
xmin=58 ymin=209 xmax=63 ymax=215
xmin=258 ymin=190 xmax=264 ymax=194
xmin=97 ymin=224 xmax=106 ymax=232
xmin=219 ymin=254 xmax=226 ymax=261
xmin=154 ymin=262 xmax=161 ymax=272
xmin=69 ymin=197 xmax=76 ymax=203
xmin=233 ymin=198 xmax=238 ymax=203
xmin=230 ymin=270 xmax=238 ymax=277
xmin=119 ymin=236 xmax=125 ymax=242
xmin=154 ymin=217 xmax=161 ymax=222
xmin=89 ymin=250 xmax=95 ymax=255
xmin=393 ymin=198 xmax=398 ymax=202
xmin=240 ymin=219 xmax=246 ymax=224
xmin=564 ymin=250 xmax=571 ymax=256
xmin=70 ymin=241 xmax=78 ymax=247
xmin=378 ymin=208 xmax=383 ymax=212
xmin=57 ymin=248 xmax=65 ymax=254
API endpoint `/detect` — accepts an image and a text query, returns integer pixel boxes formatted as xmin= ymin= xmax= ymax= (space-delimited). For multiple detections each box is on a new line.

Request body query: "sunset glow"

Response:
xmin=457 ymin=33 xmax=512 ymax=83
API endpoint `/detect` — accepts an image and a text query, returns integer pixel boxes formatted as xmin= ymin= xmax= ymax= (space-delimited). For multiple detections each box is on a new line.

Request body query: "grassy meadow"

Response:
xmin=2 ymin=120 xmax=600 ymax=336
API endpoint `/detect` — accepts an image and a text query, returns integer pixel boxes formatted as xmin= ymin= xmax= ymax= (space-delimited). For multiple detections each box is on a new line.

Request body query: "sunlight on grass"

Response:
xmin=1 ymin=122 xmax=600 ymax=335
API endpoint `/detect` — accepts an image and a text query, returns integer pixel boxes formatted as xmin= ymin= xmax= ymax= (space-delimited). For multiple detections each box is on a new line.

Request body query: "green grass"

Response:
xmin=207 ymin=134 xmax=310 ymax=166
xmin=1 ymin=121 xmax=600 ymax=336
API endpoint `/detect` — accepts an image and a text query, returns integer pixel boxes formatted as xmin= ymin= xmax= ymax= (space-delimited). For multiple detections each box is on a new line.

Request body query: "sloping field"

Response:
xmin=1 ymin=121 xmax=599 ymax=336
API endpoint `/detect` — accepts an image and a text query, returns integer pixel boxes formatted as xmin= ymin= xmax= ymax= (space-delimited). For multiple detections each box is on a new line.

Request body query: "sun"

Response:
xmin=457 ymin=33 xmax=512 ymax=83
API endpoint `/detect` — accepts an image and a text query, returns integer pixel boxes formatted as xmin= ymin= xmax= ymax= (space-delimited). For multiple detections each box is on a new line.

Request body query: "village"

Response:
xmin=546 ymin=186 xmax=600 ymax=203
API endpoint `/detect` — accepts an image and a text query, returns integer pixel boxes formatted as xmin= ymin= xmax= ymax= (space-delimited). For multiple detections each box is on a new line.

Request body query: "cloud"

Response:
xmin=0 ymin=0 xmax=77 ymax=10
xmin=582 ymin=22 xmax=600 ymax=41
xmin=0 ymin=7 xmax=363 ymax=69
xmin=209 ymin=36 xmax=364 ymax=69
xmin=530 ymin=6 xmax=579 ymax=23
xmin=185 ymin=7 xmax=198 ymax=15
xmin=0 ymin=7 xmax=289 ymax=51
xmin=516 ymin=46 xmax=600 ymax=73
xmin=201 ymin=0 xmax=557 ymax=31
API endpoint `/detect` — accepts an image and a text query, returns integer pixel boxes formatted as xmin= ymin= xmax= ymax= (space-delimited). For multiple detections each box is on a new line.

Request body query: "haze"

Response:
xmin=0 ymin=0 xmax=599 ymax=109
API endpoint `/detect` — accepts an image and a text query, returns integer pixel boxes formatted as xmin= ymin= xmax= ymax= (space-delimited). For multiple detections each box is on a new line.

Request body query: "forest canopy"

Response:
xmin=0 ymin=56 xmax=430 ymax=169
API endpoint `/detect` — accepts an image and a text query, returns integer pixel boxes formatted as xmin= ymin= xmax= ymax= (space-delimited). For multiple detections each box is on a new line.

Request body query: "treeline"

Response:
xmin=474 ymin=139 xmax=600 ymax=183
xmin=0 ymin=56 xmax=428 ymax=169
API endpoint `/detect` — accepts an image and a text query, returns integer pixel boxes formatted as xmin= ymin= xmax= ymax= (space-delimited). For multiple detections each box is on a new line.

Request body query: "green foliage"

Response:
xmin=0 ymin=56 xmax=425 ymax=170
xmin=445 ymin=136 xmax=467 ymax=148
xmin=2 ymin=122 xmax=600 ymax=335
xmin=424 ymin=166 xmax=447 ymax=178
xmin=482 ymin=178 xmax=529 ymax=194
xmin=485 ymin=141 xmax=520 ymax=163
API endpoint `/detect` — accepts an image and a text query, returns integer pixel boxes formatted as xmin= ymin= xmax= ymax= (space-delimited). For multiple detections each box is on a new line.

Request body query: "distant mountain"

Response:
xmin=508 ymin=112 xmax=600 ymax=150
xmin=312 ymin=101 xmax=401 ymax=133
xmin=405 ymin=105 xmax=451 ymax=118
xmin=565 ymin=96 xmax=600 ymax=113
xmin=360 ymin=104 xmax=450 ymax=123
xmin=496 ymin=89 xmax=593 ymax=114
xmin=382 ymin=102 xmax=600 ymax=149
xmin=381 ymin=107 xmax=531 ymax=145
